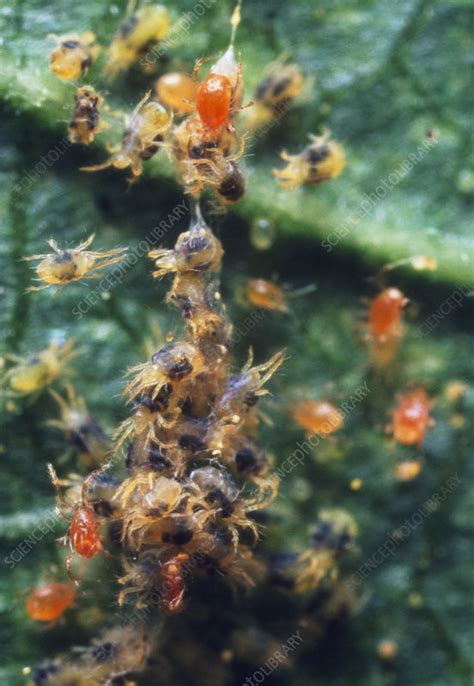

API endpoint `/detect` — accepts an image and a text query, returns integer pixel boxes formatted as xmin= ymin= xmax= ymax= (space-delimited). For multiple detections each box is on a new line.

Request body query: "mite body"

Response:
xmin=388 ymin=388 xmax=434 ymax=447
xmin=273 ymin=132 xmax=345 ymax=189
xmin=105 ymin=4 xmax=170 ymax=78
xmin=25 ymin=235 xmax=127 ymax=290
xmin=160 ymin=552 xmax=190 ymax=614
xmin=245 ymin=278 xmax=288 ymax=313
xmin=156 ymin=72 xmax=198 ymax=115
xmin=292 ymin=400 xmax=344 ymax=437
xmin=49 ymin=32 xmax=98 ymax=81
xmin=2 ymin=340 xmax=78 ymax=396
xmin=25 ymin=582 xmax=76 ymax=622
xmin=69 ymin=86 xmax=103 ymax=145
xmin=246 ymin=62 xmax=305 ymax=131
xmin=49 ymin=387 xmax=112 ymax=469
xmin=172 ymin=114 xmax=244 ymax=200
xmin=194 ymin=5 xmax=244 ymax=134
xmin=81 ymin=92 xmax=172 ymax=181
xmin=366 ymin=287 xmax=408 ymax=368
xmin=48 ymin=465 xmax=104 ymax=579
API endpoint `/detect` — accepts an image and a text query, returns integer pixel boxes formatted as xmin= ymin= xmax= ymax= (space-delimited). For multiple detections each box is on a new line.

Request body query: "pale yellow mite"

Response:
xmin=25 ymin=234 xmax=127 ymax=291
xmin=104 ymin=4 xmax=170 ymax=78
xmin=1 ymin=340 xmax=79 ymax=396
xmin=273 ymin=131 xmax=345 ymax=190
xmin=49 ymin=32 xmax=99 ymax=81
xmin=245 ymin=62 xmax=305 ymax=132
xmin=81 ymin=91 xmax=172 ymax=181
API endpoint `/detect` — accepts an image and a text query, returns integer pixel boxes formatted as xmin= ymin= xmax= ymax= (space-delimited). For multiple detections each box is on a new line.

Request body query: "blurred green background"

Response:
xmin=0 ymin=0 xmax=473 ymax=684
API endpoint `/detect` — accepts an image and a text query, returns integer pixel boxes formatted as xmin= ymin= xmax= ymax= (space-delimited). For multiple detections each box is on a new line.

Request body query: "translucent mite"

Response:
xmin=25 ymin=582 xmax=76 ymax=622
xmin=269 ymin=509 xmax=357 ymax=593
xmin=68 ymin=86 xmax=104 ymax=145
xmin=49 ymin=386 xmax=112 ymax=469
xmin=245 ymin=278 xmax=288 ymax=313
xmin=156 ymin=72 xmax=198 ymax=115
xmin=81 ymin=91 xmax=172 ymax=181
xmin=105 ymin=4 xmax=170 ymax=78
xmin=292 ymin=400 xmax=344 ymax=437
xmin=273 ymin=132 xmax=345 ymax=189
xmin=2 ymin=340 xmax=78 ymax=396
xmin=388 ymin=388 xmax=434 ymax=447
xmin=25 ymin=235 xmax=127 ymax=291
xmin=246 ymin=62 xmax=305 ymax=131
xmin=49 ymin=32 xmax=98 ymax=81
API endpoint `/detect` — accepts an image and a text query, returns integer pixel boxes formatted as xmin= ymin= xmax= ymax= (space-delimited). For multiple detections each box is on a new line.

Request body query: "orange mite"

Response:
xmin=25 ymin=582 xmax=76 ymax=622
xmin=196 ymin=73 xmax=233 ymax=131
xmin=246 ymin=278 xmax=288 ymax=313
xmin=369 ymin=288 xmax=407 ymax=342
xmin=156 ymin=72 xmax=198 ymax=115
xmin=70 ymin=501 xmax=102 ymax=559
xmin=388 ymin=388 xmax=434 ymax=447
xmin=292 ymin=400 xmax=344 ymax=437
xmin=160 ymin=552 xmax=189 ymax=614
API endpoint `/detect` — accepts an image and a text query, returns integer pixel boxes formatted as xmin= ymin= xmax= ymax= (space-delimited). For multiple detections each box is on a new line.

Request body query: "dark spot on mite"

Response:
xmin=180 ymin=396 xmax=193 ymax=416
xmin=155 ymin=382 xmax=173 ymax=411
xmin=93 ymin=499 xmax=114 ymax=517
xmin=218 ymin=165 xmax=246 ymax=203
xmin=53 ymin=252 xmax=74 ymax=264
xmin=272 ymin=77 xmax=291 ymax=98
xmin=148 ymin=446 xmax=172 ymax=471
xmin=62 ymin=40 xmax=79 ymax=49
xmin=119 ymin=15 xmax=139 ymax=38
xmin=311 ymin=520 xmax=333 ymax=548
xmin=305 ymin=144 xmax=330 ymax=165
xmin=170 ymin=497 xmax=189 ymax=514
xmin=168 ymin=358 xmax=193 ymax=380
xmin=33 ymin=664 xmax=59 ymax=686
xmin=255 ymin=75 xmax=273 ymax=100
xmin=171 ymin=528 xmax=193 ymax=545
xmin=235 ymin=448 xmax=257 ymax=473
xmin=179 ymin=434 xmax=206 ymax=453
xmin=205 ymin=488 xmax=234 ymax=517
xmin=91 ymin=641 xmax=118 ymax=662
xmin=244 ymin=392 xmax=259 ymax=408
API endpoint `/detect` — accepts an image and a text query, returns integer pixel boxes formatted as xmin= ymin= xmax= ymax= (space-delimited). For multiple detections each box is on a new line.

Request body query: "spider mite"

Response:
xmin=48 ymin=464 xmax=104 ymax=581
xmin=387 ymin=387 xmax=434 ymax=447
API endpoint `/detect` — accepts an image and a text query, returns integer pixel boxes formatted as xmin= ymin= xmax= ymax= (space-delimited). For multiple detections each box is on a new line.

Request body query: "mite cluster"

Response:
xmin=109 ymin=203 xmax=283 ymax=612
